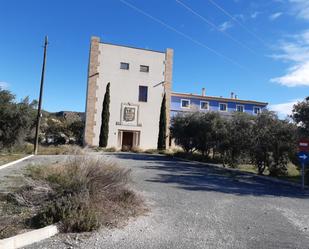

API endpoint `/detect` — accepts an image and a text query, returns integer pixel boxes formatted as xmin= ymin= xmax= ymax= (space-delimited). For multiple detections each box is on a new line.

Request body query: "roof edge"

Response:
xmin=171 ymin=92 xmax=268 ymax=106
xmin=100 ymin=41 xmax=166 ymax=54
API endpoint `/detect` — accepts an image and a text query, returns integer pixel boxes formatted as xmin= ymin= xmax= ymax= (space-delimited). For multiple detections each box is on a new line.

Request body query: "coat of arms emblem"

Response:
xmin=123 ymin=107 xmax=135 ymax=122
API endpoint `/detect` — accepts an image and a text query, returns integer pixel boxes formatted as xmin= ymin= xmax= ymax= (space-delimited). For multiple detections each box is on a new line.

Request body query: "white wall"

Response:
xmin=92 ymin=43 xmax=166 ymax=149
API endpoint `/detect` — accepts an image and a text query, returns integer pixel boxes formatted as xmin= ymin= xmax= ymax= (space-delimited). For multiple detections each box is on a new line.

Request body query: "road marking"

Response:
xmin=0 ymin=155 xmax=34 ymax=171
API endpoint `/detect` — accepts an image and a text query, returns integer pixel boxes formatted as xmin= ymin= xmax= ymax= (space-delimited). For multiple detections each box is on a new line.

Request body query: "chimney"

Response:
xmin=202 ymin=88 xmax=206 ymax=96
xmin=235 ymin=94 xmax=238 ymax=99
xmin=230 ymin=92 xmax=234 ymax=99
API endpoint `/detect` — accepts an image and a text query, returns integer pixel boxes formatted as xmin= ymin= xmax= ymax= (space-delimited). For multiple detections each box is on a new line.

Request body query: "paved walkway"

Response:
xmin=3 ymin=153 xmax=308 ymax=249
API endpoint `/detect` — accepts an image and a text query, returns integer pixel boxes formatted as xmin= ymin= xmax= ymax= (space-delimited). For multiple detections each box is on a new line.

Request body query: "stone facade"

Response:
xmin=164 ymin=48 xmax=173 ymax=148
xmin=84 ymin=37 xmax=100 ymax=146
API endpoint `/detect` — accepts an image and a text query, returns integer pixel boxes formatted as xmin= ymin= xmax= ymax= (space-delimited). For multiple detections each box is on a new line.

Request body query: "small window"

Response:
xmin=120 ymin=62 xmax=129 ymax=70
xmin=253 ymin=107 xmax=261 ymax=115
xmin=140 ymin=65 xmax=149 ymax=72
xmin=200 ymin=101 xmax=209 ymax=110
xmin=139 ymin=86 xmax=148 ymax=102
xmin=219 ymin=103 xmax=227 ymax=112
xmin=236 ymin=105 xmax=244 ymax=112
xmin=181 ymin=99 xmax=190 ymax=108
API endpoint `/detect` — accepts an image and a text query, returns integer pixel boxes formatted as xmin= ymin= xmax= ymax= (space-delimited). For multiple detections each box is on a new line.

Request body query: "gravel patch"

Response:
xmin=1 ymin=153 xmax=308 ymax=249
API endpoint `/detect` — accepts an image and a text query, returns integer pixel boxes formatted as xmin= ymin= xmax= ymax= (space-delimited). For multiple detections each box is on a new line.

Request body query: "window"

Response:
xmin=140 ymin=65 xmax=149 ymax=72
xmin=181 ymin=99 xmax=190 ymax=108
xmin=200 ymin=101 xmax=209 ymax=110
xmin=219 ymin=103 xmax=227 ymax=112
xmin=120 ymin=62 xmax=129 ymax=70
xmin=253 ymin=107 xmax=261 ymax=115
xmin=236 ymin=105 xmax=244 ymax=112
xmin=138 ymin=86 xmax=148 ymax=102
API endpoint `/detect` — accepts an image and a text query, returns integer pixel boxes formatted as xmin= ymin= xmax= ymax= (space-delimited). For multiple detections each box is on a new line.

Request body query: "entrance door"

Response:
xmin=122 ymin=132 xmax=134 ymax=151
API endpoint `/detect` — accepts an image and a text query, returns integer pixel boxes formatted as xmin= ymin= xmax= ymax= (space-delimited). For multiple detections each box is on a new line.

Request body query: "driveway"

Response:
xmin=6 ymin=153 xmax=308 ymax=249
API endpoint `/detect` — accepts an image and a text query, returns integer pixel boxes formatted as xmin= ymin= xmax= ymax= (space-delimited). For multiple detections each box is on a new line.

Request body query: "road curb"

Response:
xmin=0 ymin=155 xmax=34 ymax=171
xmin=173 ymin=156 xmax=308 ymax=190
xmin=0 ymin=225 xmax=58 ymax=249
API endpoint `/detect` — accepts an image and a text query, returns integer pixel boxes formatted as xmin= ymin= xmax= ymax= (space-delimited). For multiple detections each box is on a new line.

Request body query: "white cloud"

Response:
xmin=251 ymin=11 xmax=260 ymax=19
xmin=269 ymin=12 xmax=283 ymax=20
xmin=0 ymin=81 xmax=9 ymax=89
xmin=269 ymin=99 xmax=301 ymax=118
xmin=271 ymin=62 xmax=309 ymax=86
xmin=289 ymin=0 xmax=309 ymax=21
xmin=270 ymin=30 xmax=309 ymax=86
xmin=218 ymin=21 xmax=233 ymax=31
xmin=234 ymin=14 xmax=245 ymax=22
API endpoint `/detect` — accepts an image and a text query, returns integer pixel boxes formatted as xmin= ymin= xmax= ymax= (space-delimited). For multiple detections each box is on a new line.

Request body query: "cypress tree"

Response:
xmin=99 ymin=82 xmax=110 ymax=147
xmin=157 ymin=93 xmax=166 ymax=150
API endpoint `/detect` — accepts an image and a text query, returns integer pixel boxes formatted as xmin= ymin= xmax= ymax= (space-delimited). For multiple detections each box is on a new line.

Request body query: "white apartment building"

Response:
xmin=84 ymin=37 xmax=173 ymax=150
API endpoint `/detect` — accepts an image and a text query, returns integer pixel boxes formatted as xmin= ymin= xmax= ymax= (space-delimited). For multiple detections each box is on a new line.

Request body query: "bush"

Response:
xmin=31 ymin=194 xmax=99 ymax=232
xmin=131 ymin=146 xmax=142 ymax=153
xmin=26 ymin=156 xmax=143 ymax=232
xmin=0 ymin=89 xmax=37 ymax=149
xmin=250 ymin=111 xmax=297 ymax=175
xmin=171 ymin=110 xmax=297 ymax=176
xmin=305 ymin=169 xmax=309 ymax=185
xmin=103 ymin=147 xmax=117 ymax=152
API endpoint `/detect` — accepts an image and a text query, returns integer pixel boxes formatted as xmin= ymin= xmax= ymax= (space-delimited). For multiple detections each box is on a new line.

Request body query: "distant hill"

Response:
xmin=42 ymin=110 xmax=85 ymax=123
xmin=54 ymin=111 xmax=85 ymax=122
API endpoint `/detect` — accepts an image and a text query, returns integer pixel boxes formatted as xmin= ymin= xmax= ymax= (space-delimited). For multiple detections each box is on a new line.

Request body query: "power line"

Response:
xmin=207 ymin=0 xmax=268 ymax=47
xmin=119 ymin=0 xmax=246 ymax=70
xmin=175 ymin=0 xmax=256 ymax=55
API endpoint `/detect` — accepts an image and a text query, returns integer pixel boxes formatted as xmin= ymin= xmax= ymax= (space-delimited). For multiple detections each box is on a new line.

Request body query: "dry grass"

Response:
xmin=0 ymin=144 xmax=84 ymax=167
xmin=0 ymin=156 xmax=145 ymax=238
xmin=169 ymin=150 xmax=305 ymax=185
xmin=37 ymin=145 xmax=84 ymax=155
xmin=234 ymin=163 xmax=304 ymax=184
xmin=103 ymin=147 xmax=118 ymax=152
xmin=0 ymin=143 xmax=34 ymax=166
xmin=130 ymin=146 xmax=142 ymax=153
xmin=0 ymin=154 xmax=26 ymax=166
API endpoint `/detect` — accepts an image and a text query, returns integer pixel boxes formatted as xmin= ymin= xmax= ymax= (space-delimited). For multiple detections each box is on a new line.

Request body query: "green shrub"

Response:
xmin=305 ymin=169 xmax=309 ymax=185
xmin=0 ymin=89 xmax=37 ymax=150
xmin=30 ymin=194 xmax=99 ymax=232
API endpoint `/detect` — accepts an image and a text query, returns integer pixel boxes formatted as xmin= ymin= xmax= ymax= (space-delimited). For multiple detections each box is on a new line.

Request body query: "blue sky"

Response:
xmin=1 ymin=0 xmax=309 ymax=117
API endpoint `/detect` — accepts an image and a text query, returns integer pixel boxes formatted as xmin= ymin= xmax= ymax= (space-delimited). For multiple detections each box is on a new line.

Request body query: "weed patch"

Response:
xmin=1 ymin=156 xmax=145 ymax=238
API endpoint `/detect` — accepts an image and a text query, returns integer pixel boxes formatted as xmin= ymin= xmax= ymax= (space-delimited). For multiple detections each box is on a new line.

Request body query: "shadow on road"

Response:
xmin=113 ymin=152 xmax=309 ymax=199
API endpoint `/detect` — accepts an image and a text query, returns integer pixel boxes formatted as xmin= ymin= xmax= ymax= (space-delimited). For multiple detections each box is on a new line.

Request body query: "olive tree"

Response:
xmin=170 ymin=112 xmax=200 ymax=153
xmin=0 ymin=89 xmax=37 ymax=149
xmin=220 ymin=112 xmax=254 ymax=167
xmin=250 ymin=111 xmax=296 ymax=176
xmin=291 ymin=96 xmax=309 ymax=137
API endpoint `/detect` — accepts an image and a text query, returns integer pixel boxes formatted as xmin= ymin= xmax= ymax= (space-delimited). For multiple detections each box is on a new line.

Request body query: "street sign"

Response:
xmin=298 ymin=139 xmax=309 ymax=152
xmin=298 ymin=151 xmax=309 ymax=164
xmin=297 ymin=151 xmax=309 ymax=190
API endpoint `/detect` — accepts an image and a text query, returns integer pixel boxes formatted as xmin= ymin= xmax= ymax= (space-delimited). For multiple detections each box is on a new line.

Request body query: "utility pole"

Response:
xmin=34 ymin=36 xmax=48 ymax=155
xmin=301 ymin=162 xmax=305 ymax=190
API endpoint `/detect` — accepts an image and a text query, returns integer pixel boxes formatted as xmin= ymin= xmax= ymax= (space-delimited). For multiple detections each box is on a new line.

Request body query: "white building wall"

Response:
xmin=92 ymin=43 xmax=166 ymax=149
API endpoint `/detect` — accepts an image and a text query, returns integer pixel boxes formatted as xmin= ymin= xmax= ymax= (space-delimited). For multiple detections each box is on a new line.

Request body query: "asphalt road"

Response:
xmin=4 ymin=153 xmax=308 ymax=249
